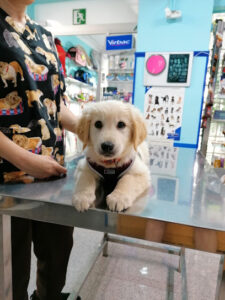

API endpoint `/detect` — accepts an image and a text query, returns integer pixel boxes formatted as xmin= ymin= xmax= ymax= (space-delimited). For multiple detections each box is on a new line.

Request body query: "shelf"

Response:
xmin=211 ymin=141 xmax=225 ymax=146
xmin=212 ymin=99 xmax=225 ymax=102
xmin=104 ymin=49 xmax=135 ymax=56
xmin=212 ymin=119 xmax=225 ymax=123
xmin=107 ymin=80 xmax=133 ymax=84
xmin=207 ymin=152 xmax=225 ymax=156
xmin=65 ymin=77 xmax=97 ymax=90
xmin=108 ymin=69 xmax=134 ymax=73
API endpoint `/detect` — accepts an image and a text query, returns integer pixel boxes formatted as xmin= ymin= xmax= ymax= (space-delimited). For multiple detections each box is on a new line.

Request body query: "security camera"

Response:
xmin=165 ymin=7 xmax=182 ymax=19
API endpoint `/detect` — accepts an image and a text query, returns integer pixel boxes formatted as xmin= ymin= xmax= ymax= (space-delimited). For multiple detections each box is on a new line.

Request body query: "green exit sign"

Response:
xmin=73 ymin=9 xmax=86 ymax=25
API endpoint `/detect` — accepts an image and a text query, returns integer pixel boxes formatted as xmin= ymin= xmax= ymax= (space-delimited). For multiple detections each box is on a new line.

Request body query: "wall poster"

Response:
xmin=144 ymin=86 xmax=185 ymax=141
xmin=144 ymin=52 xmax=193 ymax=87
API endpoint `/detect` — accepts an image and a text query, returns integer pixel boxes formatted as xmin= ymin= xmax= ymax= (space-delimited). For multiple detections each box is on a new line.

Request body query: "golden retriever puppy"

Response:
xmin=73 ymin=100 xmax=150 ymax=212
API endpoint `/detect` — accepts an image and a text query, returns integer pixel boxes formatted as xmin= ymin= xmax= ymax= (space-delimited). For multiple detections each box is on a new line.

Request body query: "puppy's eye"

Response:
xmin=95 ymin=120 xmax=103 ymax=129
xmin=117 ymin=121 xmax=126 ymax=129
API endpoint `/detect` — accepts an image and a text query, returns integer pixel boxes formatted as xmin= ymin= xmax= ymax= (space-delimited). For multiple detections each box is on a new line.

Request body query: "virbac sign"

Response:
xmin=106 ymin=35 xmax=133 ymax=51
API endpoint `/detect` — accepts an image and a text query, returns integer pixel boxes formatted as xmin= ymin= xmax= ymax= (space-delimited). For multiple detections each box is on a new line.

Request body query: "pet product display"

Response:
xmin=219 ymin=53 xmax=225 ymax=98
xmin=103 ymin=87 xmax=132 ymax=102
xmin=68 ymin=46 xmax=87 ymax=66
xmin=74 ymin=69 xmax=92 ymax=85
xmin=108 ymin=54 xmax=134 ymax=70
xmin=201 ymin=20 xmax=224 ymax=128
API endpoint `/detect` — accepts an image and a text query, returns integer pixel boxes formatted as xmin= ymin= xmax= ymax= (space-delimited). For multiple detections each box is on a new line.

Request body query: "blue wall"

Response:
xmin=137 ymin=0 xmax=214 ymax=52
xmin=135 ymin=0 xmax=214 ymax=202
xmin=134 ymin=0 xmax=214 ymax=147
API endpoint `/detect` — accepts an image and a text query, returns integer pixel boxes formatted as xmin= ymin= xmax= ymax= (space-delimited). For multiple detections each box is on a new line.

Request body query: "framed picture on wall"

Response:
xmin=144 ymin=51 xmax=193 ymax=87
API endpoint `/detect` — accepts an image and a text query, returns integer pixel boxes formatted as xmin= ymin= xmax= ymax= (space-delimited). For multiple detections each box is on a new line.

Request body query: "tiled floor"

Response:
xmin=28 ymin=228 xmax=225 ymax=300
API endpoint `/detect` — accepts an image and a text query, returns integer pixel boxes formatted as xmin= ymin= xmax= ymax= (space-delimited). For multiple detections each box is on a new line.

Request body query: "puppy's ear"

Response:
xmin=76 ymin=114 xmax=91 ymax=149
xmin=131 ymin=107 xmax=147 ymax=150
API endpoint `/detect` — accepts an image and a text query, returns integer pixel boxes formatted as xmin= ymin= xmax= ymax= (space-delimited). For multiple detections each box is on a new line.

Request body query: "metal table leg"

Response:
xmin=0 ymin=215 xmax=12 ymax=300
xmin=68 ymin=233 xmax=108 ymax=300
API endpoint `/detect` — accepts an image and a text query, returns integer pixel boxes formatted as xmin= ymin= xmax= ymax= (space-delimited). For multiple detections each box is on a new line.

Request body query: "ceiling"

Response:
xmin=36 ymin=0 xmax=139 ymax=52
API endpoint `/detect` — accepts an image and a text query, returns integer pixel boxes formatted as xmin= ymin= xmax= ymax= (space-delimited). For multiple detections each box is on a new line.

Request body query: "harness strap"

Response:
xmin=87 ymin=158 xmax=134 ymax=180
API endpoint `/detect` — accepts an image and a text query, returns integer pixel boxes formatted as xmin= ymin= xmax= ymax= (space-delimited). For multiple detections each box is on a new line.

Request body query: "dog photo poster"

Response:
xmin=144 ymin=87 xmax=185 ymax=142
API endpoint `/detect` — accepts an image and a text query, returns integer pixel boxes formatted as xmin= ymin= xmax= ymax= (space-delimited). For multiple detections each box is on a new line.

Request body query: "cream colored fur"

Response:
xmin=73 ymin=100 xmax=151 ymax=212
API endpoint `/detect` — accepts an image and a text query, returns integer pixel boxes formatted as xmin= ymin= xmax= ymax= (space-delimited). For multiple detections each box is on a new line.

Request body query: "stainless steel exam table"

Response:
xmin=0 ymin=145 xmax=225 ymax=300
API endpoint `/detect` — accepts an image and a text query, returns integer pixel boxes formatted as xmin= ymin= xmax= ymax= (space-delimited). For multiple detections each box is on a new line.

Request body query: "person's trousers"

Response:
xmin=11 ymin=217 xmax=74 ymax=300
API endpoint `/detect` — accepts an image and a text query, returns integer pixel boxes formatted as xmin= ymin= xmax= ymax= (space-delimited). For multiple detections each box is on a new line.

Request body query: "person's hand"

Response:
xmin=18 ymin=152 xmax=67 ymax=179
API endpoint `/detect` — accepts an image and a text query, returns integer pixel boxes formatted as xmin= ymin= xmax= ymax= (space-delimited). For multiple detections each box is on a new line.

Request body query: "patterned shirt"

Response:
xmin=0 ymin=8 xmax=65 ymax=183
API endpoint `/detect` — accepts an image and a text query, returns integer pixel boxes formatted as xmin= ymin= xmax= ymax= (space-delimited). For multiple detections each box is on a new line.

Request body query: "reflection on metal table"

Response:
xmin=0 ymin=144 xmax=224 ymax=300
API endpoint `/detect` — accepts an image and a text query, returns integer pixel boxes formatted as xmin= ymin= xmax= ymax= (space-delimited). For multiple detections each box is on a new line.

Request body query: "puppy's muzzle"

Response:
xmin=101 ymin=141 xmax=114 ymax=156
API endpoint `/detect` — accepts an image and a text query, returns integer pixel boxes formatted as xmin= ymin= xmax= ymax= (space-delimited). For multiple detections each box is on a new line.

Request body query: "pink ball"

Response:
xmin=146 ymin=55 xmax=166 ymax=75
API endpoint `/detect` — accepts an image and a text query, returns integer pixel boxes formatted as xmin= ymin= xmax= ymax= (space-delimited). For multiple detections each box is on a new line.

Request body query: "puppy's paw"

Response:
xmin=106 ymin=191 xmax=133 ymax=212
xmin=73 ymin=192 xmax=95 ymax=212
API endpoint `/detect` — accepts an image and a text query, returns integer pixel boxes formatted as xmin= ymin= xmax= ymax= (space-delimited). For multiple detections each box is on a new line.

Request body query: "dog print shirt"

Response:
xmin=0 ymin=8 xmax=66 ymax=183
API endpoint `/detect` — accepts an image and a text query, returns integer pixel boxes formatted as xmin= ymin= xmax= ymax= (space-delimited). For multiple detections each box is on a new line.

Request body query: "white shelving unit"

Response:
xmin=65 ymin=77 xmax=97 ymax=104
xmin=108 ymin=68 xmax=134 ymax=73
xmin=107 ymin=80 xmax=133 ymax=84
xmin=65 ymin=77 xmax=97 ymax=91
xmin=205 ymin=48 xmax=225 ymax=167
xmin=101 ymin=50 xmax=135 ymax=102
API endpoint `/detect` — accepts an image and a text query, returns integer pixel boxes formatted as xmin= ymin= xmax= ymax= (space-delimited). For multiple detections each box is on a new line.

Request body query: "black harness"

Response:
xmin=87 ymin=158 xmax=134 ymax=195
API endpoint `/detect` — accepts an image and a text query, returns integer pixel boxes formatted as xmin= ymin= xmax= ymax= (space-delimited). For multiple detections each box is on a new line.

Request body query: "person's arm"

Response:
xmin=0 ymin=132 xmax=67 ymax=179
xmin=60 ymin=99 xmax=80 ymax=134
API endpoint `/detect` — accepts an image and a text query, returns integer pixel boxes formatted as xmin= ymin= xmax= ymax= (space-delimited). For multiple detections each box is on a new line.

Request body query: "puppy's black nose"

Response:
xmin=101 ymin=141 xmax=114 ymax=153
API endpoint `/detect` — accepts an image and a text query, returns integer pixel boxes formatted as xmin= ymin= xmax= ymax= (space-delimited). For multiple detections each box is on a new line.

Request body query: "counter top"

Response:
xmin=0 ymin=144 xmax=224 ymax=233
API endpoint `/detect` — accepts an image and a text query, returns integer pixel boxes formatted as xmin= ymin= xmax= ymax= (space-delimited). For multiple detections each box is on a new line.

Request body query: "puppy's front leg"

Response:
xmin=73 ymin=169 xmax=96 ymax=212
xmin=107 ymin=173 xmax=150 ymax=212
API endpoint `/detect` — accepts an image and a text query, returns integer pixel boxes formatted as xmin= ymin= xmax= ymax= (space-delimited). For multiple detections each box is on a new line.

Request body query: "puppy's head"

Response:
xmin=76 ymin=101 xmax=147 ymax=161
